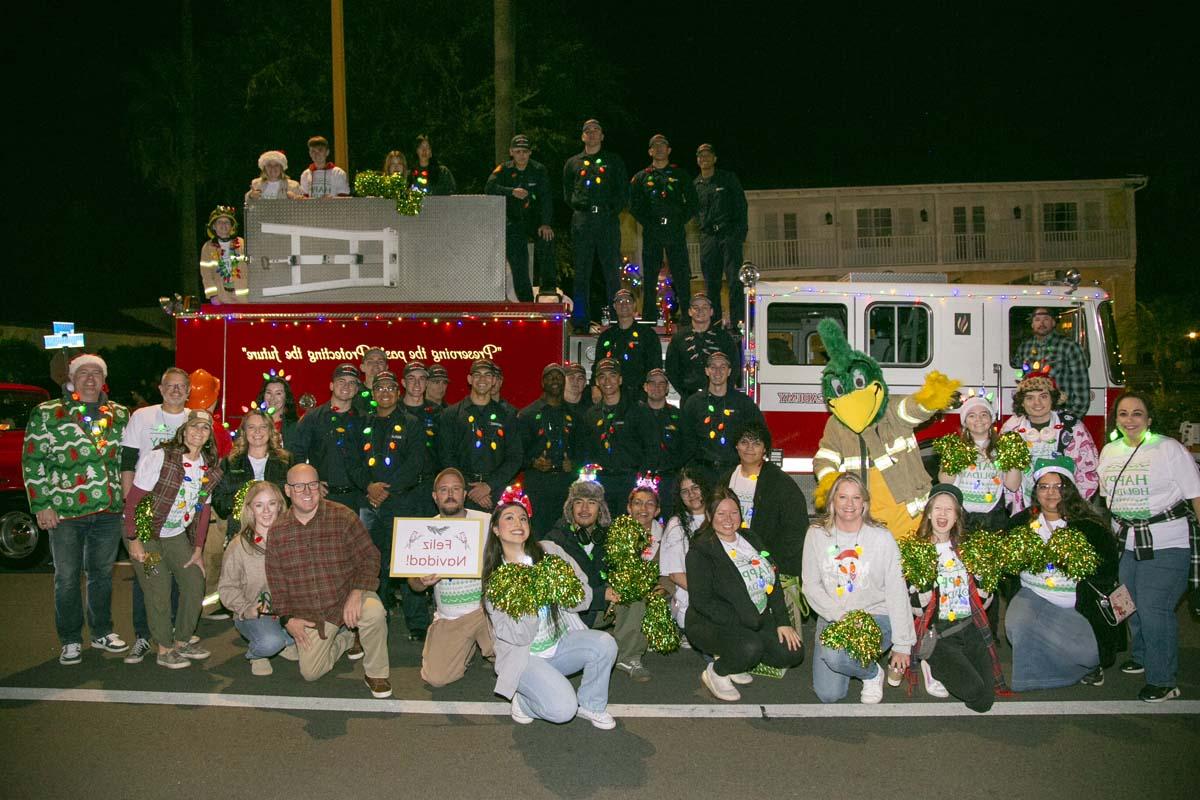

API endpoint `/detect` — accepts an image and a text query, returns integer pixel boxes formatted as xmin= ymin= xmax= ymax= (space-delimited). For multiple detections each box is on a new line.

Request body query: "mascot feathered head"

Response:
xmin=818 ymin=318 xmax=888 ymax=434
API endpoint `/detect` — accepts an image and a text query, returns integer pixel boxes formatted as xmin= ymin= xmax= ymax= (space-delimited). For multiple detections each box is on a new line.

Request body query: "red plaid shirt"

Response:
xmin=266 ymin=501 xmax=380 ymax=627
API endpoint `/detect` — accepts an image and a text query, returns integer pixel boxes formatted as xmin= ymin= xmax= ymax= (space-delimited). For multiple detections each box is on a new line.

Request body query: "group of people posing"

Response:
xmin=21 ymin=328 xmax=1199 ymax=728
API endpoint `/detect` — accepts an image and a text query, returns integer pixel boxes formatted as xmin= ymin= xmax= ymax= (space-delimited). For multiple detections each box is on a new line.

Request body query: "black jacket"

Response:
xmin=580 ymin=393 xmax=658 ymax=473
xmin=544 ymin=522 xmax=609 ymax=626
xmin=485 ymin=158 xmax=554 ymax=228
xmin=562 ymin=148 xmax=628 ymax=216
xmin=438 ymin=398 xmax=522 ymax=495
xmin=591 ymin=321 xmax=663 ymax=395
xmin=629 ymin=163 xmax=699 ymax=237
xmin=685 ymin=527 xmax=789 ymax=632
xmin=694 ymin=168 xmax=748 ymax=238
xmin=212 ymin=451 xmax=291 ymax=519
xmin=1006 ymin=509 xmax=1126 ymax=667
xmin=681 ymin=388 xmax=765 ymax=469
xmin=717 ymin=461 xmax=808 ymax=576
xmin=665 ymin=324 xmax=740 ymax=397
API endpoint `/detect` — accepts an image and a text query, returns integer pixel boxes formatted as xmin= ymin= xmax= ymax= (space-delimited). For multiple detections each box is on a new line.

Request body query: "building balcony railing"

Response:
xmin=682 ymin=227 xmax=1132 ymax=274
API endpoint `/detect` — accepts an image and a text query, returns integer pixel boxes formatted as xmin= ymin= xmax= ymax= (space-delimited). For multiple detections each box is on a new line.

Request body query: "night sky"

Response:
xmin=12 ymin=2 xmax=1195 ymax=325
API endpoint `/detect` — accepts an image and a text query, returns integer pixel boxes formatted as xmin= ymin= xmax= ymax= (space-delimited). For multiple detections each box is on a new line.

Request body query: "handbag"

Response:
xmin=1086 ymin=581 xmax=1136 ymax=626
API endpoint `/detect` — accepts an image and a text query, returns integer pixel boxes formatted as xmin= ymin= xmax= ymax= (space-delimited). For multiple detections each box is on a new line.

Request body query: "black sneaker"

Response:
xmin=1120 ymin=660 xmax=1145 ymax=675
xmin=1079 ymin=667 xmax=1104 ymax=686
xmin=1138 ymin=684 xmax=1181 ymax=703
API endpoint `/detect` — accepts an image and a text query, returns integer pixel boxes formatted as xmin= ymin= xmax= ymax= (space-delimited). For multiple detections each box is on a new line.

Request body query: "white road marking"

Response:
xmin=1 ymin=687 xmax=1197 ymax=718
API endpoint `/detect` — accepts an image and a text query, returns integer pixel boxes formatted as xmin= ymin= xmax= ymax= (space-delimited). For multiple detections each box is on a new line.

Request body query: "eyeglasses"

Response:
xmin=288 ymin=481 xmax=321 ymax=493
xmin=1035 ymin=483 xmax=1064 ymax=492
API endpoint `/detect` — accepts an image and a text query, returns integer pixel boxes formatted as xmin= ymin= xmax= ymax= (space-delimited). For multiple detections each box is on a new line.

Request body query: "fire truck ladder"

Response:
xmin=257 ymin=223 xmax=398 ymax=296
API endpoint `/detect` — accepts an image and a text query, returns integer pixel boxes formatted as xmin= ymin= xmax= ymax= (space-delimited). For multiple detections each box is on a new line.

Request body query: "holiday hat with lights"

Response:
xmin=958 ymin=387 xmax=996 ymax=424
xmin=206 ymin=205 xmax=238 ymax=239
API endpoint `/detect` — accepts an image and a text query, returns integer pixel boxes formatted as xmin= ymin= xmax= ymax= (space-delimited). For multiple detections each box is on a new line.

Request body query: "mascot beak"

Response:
xmin=829 ymin=381 xmax=886 ymax=434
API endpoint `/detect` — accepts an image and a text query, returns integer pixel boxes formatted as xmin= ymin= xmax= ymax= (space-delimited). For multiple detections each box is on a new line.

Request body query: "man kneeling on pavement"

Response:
xmin=407 ymin=468 xmax=496 ymax=686
xmin=266 ymin=463 xmax=392 ymax=698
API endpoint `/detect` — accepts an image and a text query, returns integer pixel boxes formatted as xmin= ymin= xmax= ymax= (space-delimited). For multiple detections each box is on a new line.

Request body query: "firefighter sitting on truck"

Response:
xmin=811 ymin=318 xmax=960 ymax=540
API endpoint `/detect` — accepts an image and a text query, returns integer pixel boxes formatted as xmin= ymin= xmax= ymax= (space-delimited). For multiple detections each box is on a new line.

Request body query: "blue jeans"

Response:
xmin=812 ymin=614 xmax=893 ymax=703
xmin=49 ymin=512 xmax=123 ymax=646
xmin=515 ymin=629 xmax=618 ymax=722
xmin=1005 ymin=589 xmax=1098 ymax=691
xmin=1120 ymin=548 xmax=1189 ymax=687
xmin=234 ymin=617 xmax=295 ymax=660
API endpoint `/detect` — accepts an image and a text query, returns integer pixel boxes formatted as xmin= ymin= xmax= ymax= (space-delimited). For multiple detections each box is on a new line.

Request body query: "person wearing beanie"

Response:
xmin=246 ymin=150 xmax=301 ymax=201
xmin=22 ymin=354 xmax=131 ymax=665
xmin=485 ymin=134 xmax=556 ymax=302
xmin=937 ymin=390 xmax=1023 ymax=530
xmin=1003 ymin=456 xmax=1121 ymax=691
xmin=199 ymin=205 xmax=249 ymax=305
xmin=1017 ymin=307 xmax=1090 ymax=419
xmin=298 ymin=134 xmax=350 ymax=198
xmin=630 ymin=134 xmax=699 ymax=321
xmin=562 ymin=118 xmax=629 ymax=333
xmin=693 ymin=143 xmax=748 ymax=328
xmin=999 ymin=362 xmax=1099 ymax=508
xmin=905 ymin=483 xmax=1007 ymax=712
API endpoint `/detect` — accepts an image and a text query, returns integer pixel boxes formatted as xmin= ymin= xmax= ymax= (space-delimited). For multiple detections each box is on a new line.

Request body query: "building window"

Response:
xmin=766 ymin=302 xmax=848 ymax=365
xmin=1042 ymin=202 xmax=1078 ymax=233
xmin=783 ymin=213 xmax=798 ymax=240
xmin=855 ymin=207 xmax=892 ymax=247
xmin=763 ymin=212 xmax=779 ymax=241
xmin=867 ymin=304 xmax=930 ymax=366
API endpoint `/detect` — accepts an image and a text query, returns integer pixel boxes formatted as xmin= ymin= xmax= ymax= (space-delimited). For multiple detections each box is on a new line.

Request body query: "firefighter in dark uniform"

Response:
xmin=489 ymin=363 xmax=519 ymax=418
xmin=289 ymin=363 xmax=367 ymax=513
xmin=630 ymin=134 xmax=699 ymax=322
xmin=591 ymin=288 xmax=663 ymax=400
xmin=345 ymin=371 xmax=428 ymax=634
xmin=665 ymin=292 xmax=741 ymax=398
xmin=425 ymin=363 xmax=450 ymax=409
xmin=518 ymin=363 xmax=581 ymax=539
xmin=581 ymin=358 xmax=658 ymax=520
xmin=641 ymin=367 xmax=685 ymax=506
xmin=680 ymin=350 xmax=765 ymax=486
xmin=437 ymin=358 xmax=523 ymax=511
xmin=486 ymin=134 xmax=556 ymax=302
xmin=694 ymin=143 xmax=749 ymax=327
xmin=563 ymin=361 xmax=593 ymax=416
xmin=562 ymin=119 xmax=628 ymax=332
xmin=398 ymin=361 xmax=440 ymax=517
xmin=352 ymin=347 xmax=388 ymax=417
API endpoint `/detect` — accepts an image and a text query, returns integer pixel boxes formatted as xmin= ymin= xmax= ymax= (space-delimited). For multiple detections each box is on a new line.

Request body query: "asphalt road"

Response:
xmin=2 ymin=566 xmax=1197 ymax=799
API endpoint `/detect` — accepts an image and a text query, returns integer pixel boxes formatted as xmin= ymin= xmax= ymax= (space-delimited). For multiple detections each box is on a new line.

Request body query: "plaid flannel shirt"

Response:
xmin=1019 ymin=331 xmax=1091 ymax=418
xmin=1114 ymin=500 xmax=1200 ymax=590
xmin=909 ymin=573 xmax=1009 ymax=697
xmin=265 ymin=500 xmax=381 ymax=628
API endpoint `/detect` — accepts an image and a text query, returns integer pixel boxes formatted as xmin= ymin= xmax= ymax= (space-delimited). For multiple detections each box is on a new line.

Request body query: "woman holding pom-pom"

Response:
xmin=482 ymin=488 xmax=618 ymax=729
xmin=1003 ymin=457 xmax=1121 ymax=690
xmin=802 ymin=473 xmax=915 ymax=704
xmin=686 ymin=489 xmax=803 ymax=702
xmin=905 ymin=485 xmax=1006 ymax=711
xmin=937 ymin=392 xmax=1023 ymax=530
xmin=1098 ymin=391 xmax=1200 ymax=703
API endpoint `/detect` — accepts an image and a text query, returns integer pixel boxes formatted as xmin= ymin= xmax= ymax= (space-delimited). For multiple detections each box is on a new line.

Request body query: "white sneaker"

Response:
xmin=860 ymin=666 xmax=885 ymax=704
xmin=921 ymin=660 xmax=950 ymax=698
xmin=511 ymin=696 xmax=534 ymax=725
xmin=250 ymin=658 xmax=273 ymax=676
xmin=90 ymin=633 xmax=129 ymax=653
xmin=701 ymin=663 xmax=741 ymax=702
xmin=576 ymin=706 xmax=617 ymax=730
xmin=728 ymin=672 xmax=754 ymax=686
xmin=59 ymin=643 xmax=82 ymax=665
xmin=280 ymin=644 xmax=299 ymax=662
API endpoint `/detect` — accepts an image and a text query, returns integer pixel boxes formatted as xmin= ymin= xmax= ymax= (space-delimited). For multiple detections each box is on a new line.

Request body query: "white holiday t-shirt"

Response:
xmin=1099 ymin=435 xmax=1200 ymax=552
xmin=1019 ymin=515 xmax=1076 ymax=607
xmin=719 ymin=533 xmax=775 ymax=613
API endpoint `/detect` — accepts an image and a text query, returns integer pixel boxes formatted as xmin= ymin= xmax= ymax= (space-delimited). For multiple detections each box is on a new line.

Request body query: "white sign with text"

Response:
xmin=389 ymin=517 xmax=485 ymax=578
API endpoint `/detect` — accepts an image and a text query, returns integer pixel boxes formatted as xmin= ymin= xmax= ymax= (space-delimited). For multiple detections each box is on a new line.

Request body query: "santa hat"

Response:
xmin=1032 ymin=455 xmax=1076 ymax=485
xmin=257 ymin=150 xmax=288 ymax=172
xmin=68 ymin=354 xmax=107 ymax=380
xmin=957 ymin=388 xmax=995 ymax=424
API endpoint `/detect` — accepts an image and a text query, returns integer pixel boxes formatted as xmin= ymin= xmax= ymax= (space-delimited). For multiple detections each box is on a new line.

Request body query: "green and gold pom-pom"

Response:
xmin=232 ymin=481 xmax=253 ymax=520
xmin=993 ymin=431 xmax=1032 ymax=472
xmin=533 ymin=555 xmax=585 ymax=608
xmin=353 ymin=171 xmax=424 ymax=216
xmin=135 ymin=495 xmax=155 ymax=543
xmin=1003 ymin=525 xmax=1049 ymax=574
xmin=607 ymin=559 xmax=660 ymax=604
xmin=933 ymin=434 xmax=976 ymax=476
xmin=641 ymin=594 xmax=680 ymax=653
xmin=1045 ymin=527 xmax=1099 ymax=580
xmin=820 ymin=609 xmax=883 ymax=667
xmin=899 ymin=538 xmax=939 ymax=590
xmin=959 ymin=529 xmax=1008 ymax=593
xmin=606 ymin=515 xmax=650 ymax=564
xmin=485 ymin=562 xmax=539 ymax=619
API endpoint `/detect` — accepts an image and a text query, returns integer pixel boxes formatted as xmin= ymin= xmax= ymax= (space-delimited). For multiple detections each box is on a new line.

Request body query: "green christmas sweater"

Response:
xmin=22 ymin=396 xmax=130 ymax=518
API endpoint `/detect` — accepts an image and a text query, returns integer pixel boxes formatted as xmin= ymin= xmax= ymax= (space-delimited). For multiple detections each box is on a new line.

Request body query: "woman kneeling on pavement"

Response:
xmin=483 ymin=489 xmax=619 ymax=729
xmin=802 ymin=473 xmax=916 ymax=703
xmin=1004 ymin=457 xmax=1122 ymax=691
xmin=686 ymin=488 xmax=804 ymax=701
xmin=906 ymin=484 xmax=1005 ymax=712
xmin=218 ymin=481 xmax=298 ymax=675
xmin=123 ymin=410 xmax=224 ymax=669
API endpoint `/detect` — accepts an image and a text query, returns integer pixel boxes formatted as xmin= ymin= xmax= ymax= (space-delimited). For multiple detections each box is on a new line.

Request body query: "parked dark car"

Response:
xmin=0 ymin=383 xmax=52 ymax=569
